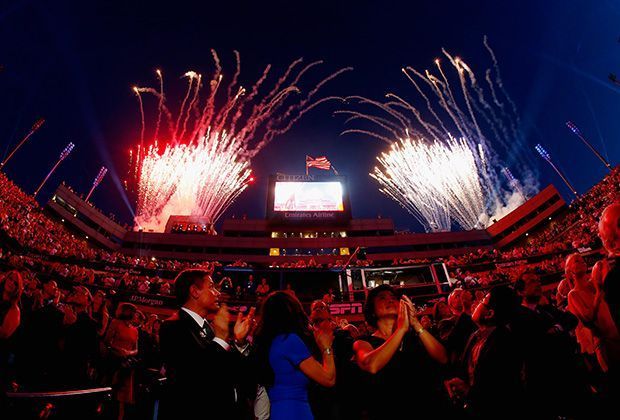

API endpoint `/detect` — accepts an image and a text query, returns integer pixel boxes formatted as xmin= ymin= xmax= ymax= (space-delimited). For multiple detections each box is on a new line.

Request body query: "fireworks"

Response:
xmin=340 ymin=37 xmax=533 ymax=231
xmin=371 ymin=136 xmax=484 ymax=231
xmin=131 ymin=52 xmax=351 ymax=231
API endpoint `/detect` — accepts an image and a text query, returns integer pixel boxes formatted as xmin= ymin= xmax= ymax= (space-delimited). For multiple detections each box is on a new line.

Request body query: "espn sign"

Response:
xmin=329 ymin=302 xmax=363 ymax=316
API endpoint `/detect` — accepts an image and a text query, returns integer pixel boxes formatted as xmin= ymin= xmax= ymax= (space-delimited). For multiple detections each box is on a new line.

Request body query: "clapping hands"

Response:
xmin=313 ymin=321 xmax=335 ymax=351
xmin=234 ymin=307 xmax=256 ymax=345
xmin=399 ymin=295 xmax=422 ymax=332
xmin=592 ymin=258 xmax=610 ymax=293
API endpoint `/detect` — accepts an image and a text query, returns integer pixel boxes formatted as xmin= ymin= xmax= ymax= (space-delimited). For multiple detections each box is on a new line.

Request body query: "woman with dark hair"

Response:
xmin=253 ymin=291 xmax=336 ymax=420
xmin=0 ymin=271 xmax=23 ymax=340
xmin=353 ymin=285 xmax=448 ymax=419
xmin=432 ymin=299 xmax=453 ymax=342
xmin=105 ymin=303 xmax=139 ymax=420
xmin=1 ymin=271 xmax=23 ymax=392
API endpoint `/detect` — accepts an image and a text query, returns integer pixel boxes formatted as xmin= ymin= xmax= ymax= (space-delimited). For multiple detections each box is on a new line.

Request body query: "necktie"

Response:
xmin=201 ymin=319 xmax=215 ymax=341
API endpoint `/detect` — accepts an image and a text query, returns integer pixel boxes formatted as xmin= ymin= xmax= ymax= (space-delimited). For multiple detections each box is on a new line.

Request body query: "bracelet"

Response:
xmin=323 ymin=347 xmax=333 ymax=355
xmin=415 ymin=327 xmax=425 ymax=335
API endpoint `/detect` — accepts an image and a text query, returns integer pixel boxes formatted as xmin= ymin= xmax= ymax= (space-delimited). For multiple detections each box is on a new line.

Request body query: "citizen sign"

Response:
xmin=276 ymin=174 xmax=315 ymax=181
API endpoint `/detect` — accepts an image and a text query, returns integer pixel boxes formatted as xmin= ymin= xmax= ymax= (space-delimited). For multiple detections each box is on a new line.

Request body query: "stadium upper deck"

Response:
xmin=46 ymin=183 xmax=565 ymax=264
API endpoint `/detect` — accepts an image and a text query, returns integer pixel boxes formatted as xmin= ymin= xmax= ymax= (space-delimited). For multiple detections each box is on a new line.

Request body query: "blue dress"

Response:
xmin=268 ymin=333 xmax=314 ymax=420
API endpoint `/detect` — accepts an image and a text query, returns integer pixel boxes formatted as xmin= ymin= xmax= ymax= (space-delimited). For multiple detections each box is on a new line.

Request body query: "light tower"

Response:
xmin=566 ymin=121 xmax=612 ymax=171
xmin=1 ymin=118 xmax=45 ymax=170
xmin=34 ymin=142 xmax=75 ymax=198
xmin=85 ymin=166 xmax=108 ymax=202
xmin=535 ymin=144 xmax=578 ymax=197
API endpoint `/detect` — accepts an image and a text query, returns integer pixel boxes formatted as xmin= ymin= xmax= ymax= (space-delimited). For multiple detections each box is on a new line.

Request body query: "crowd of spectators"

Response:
xmin=2 ymin=168 xmax=619 ymax=279
xmin=0 ymin=173 xmax=96 ymax=259
xmin=0 ymin=162 xmax=619 ymax=417
xmin=1 ymin=199 xmax=619 ymax=418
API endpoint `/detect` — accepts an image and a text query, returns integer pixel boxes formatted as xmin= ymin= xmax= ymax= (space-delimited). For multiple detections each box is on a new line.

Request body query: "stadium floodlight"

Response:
xmin=565 ymin=121 xmax=612 ymax=171
xmin=534 ymin=144 xmax=578 ymax=198
xmin=34 ymin=142 xmax=75 ymax=198
xmin=85 ymin=166 xmax=108 ymax=202
xmin=535 ymin=143 xmax=551 ymax=161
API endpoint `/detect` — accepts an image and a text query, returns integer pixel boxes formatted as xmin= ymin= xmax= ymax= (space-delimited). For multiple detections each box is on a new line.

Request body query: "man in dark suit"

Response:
xmin=445 ymin=286 xmax=526 ymax=419
xmin=159 ymin=269 xmax=255 ymax=419
xmin=595 ymin=202 xmax=620 ymax=408
xmin=598 ymin=203 xmax=620 ymax=331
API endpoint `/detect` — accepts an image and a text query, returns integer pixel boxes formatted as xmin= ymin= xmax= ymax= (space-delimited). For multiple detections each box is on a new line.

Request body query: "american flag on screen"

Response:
xmin=306 ymin=155 xmax=331 ymax=170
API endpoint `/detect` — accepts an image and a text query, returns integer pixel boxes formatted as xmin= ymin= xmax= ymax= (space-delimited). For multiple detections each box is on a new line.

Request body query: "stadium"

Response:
xmin=1 ymin=2 xmax=620 ymax=419
xmin=2 ymin=159 xmax=619 ymax=417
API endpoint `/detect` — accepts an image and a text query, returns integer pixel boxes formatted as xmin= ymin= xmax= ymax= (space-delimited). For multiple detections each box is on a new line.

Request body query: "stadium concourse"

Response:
xmin=0 ymin=167 xmax=619 ymax=419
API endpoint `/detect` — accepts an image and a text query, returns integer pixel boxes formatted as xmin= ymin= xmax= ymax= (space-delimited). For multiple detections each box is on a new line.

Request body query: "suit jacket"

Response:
xmin=159 ymin=310 xmax=246 ymax=419
xmin=603 ymin=257 xmax=620 ymax=332
xmin=463 ymin=325 xmax=526 ymax=419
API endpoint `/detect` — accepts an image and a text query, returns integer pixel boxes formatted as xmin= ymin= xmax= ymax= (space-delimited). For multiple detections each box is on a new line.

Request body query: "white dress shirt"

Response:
xmin=181 ymin=307 xmax=230 ymax=351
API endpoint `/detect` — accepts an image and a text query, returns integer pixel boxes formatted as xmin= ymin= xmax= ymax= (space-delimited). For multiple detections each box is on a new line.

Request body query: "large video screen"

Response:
xmin=274 ymin=182 xmax=344 ymax=212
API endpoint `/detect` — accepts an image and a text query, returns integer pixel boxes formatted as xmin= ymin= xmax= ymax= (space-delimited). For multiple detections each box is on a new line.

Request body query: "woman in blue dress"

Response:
xmin=253 ymin=291 xmax=336 ymax=420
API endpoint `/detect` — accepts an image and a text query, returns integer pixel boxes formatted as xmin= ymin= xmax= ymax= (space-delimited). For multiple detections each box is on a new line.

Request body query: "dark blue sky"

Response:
xmin=1 ymin=0 xmax=618 ymax=231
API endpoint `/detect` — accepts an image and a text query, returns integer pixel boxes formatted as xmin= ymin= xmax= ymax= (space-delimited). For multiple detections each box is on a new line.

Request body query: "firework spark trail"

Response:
xmin=334 ymin=110 xmax=403 ymax=138
xmin=483 ymin=35 xmax=518 ymax=117
xmin=484 ymin=36 xmax=537 ymax=174
xmin=154 ymin=69 xmax=165 ymax=142
xmin=444 ymin=52 xmax=486 ymax=147
xmin=407 ymin=66 xmax=470 ymax=141
xmin=260 ymin=67 xmax=354 ymax=148
xmin=346 ymin=96 xmax=412 ymax=130
xmin=439 ymin=54 xmax=506 ymax=203
xmin=341 ymin=40 xmax=533 ymax=231
xmin=173 ymin=71 xmax=197 ymax=141
xmin=401 ymin=68 xmax=450 ymax=137
xmin=132 ymin=53 xmax=347 ymax=231
xmin=229 ymin=64 xmax=273 ymax=134
xmin=422 ymin=68 xmax=471 ymax=138
xmin=458 ymin=60 xmax=510 ymax=149
xmin=341 ymin=129 xmax=395 ymax=144
xmin=434 ymin=59 xmax=461 ymax=122
xmin=371 ymin=137 xmax=485 ymax=231
xmin=385 ymin=93 xmax=443 ymax=141
xmin=133 ymin=87 xmax=147 ymax=153
xmin=179 ymin=73 xmax=202 ymax=142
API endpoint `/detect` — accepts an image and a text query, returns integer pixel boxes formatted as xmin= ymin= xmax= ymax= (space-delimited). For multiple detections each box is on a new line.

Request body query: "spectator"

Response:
xmin=159 ymin=269 xmax=255 ymax=419
xmin=256 ymin=278 xmax=270 ymax=301
xmin=309 ymin=299 xmax=359 ymax=419
xmin=253 ymin=291 xmax=336 ymax=420
xmin=596 ymin=202 xmax=620 ymax=331
xmin=246 ymin=274 xmax=256 ymax=295
xmin=91 ymin=289 xmax=110 ymax=336
xmin=513 ymin=271 xmax=586 ymax=418
xmin=443 ymin=288 xmax=478 ymax=365
xmin=218 ymin=276 xmax=233 ymax=295
xmin=0 ymin=271 xmax=23 ymax=391
xmin=63 ymin=285 xmax=99 ymax=387
xmin=445 ymin=285 xmax=525 ymax=419
xmin=18 ymin=278 xmax=67 ymax=389
xmin=105 ymin=303 xmax=139 ymax=420
xmin=0 ymin=271 xmax=22 ymax=340
xmin=353 ymin=285 xmax=447 ymax=419
xmin=234 ymin=284 xmax=245 ymax=301
xmin=284 ymin=283 xmax=296 ymax=297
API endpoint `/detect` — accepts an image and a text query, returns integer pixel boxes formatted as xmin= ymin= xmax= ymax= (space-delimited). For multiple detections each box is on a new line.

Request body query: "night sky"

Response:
xmin=1 ymin=0 xmax=618 ymax=232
